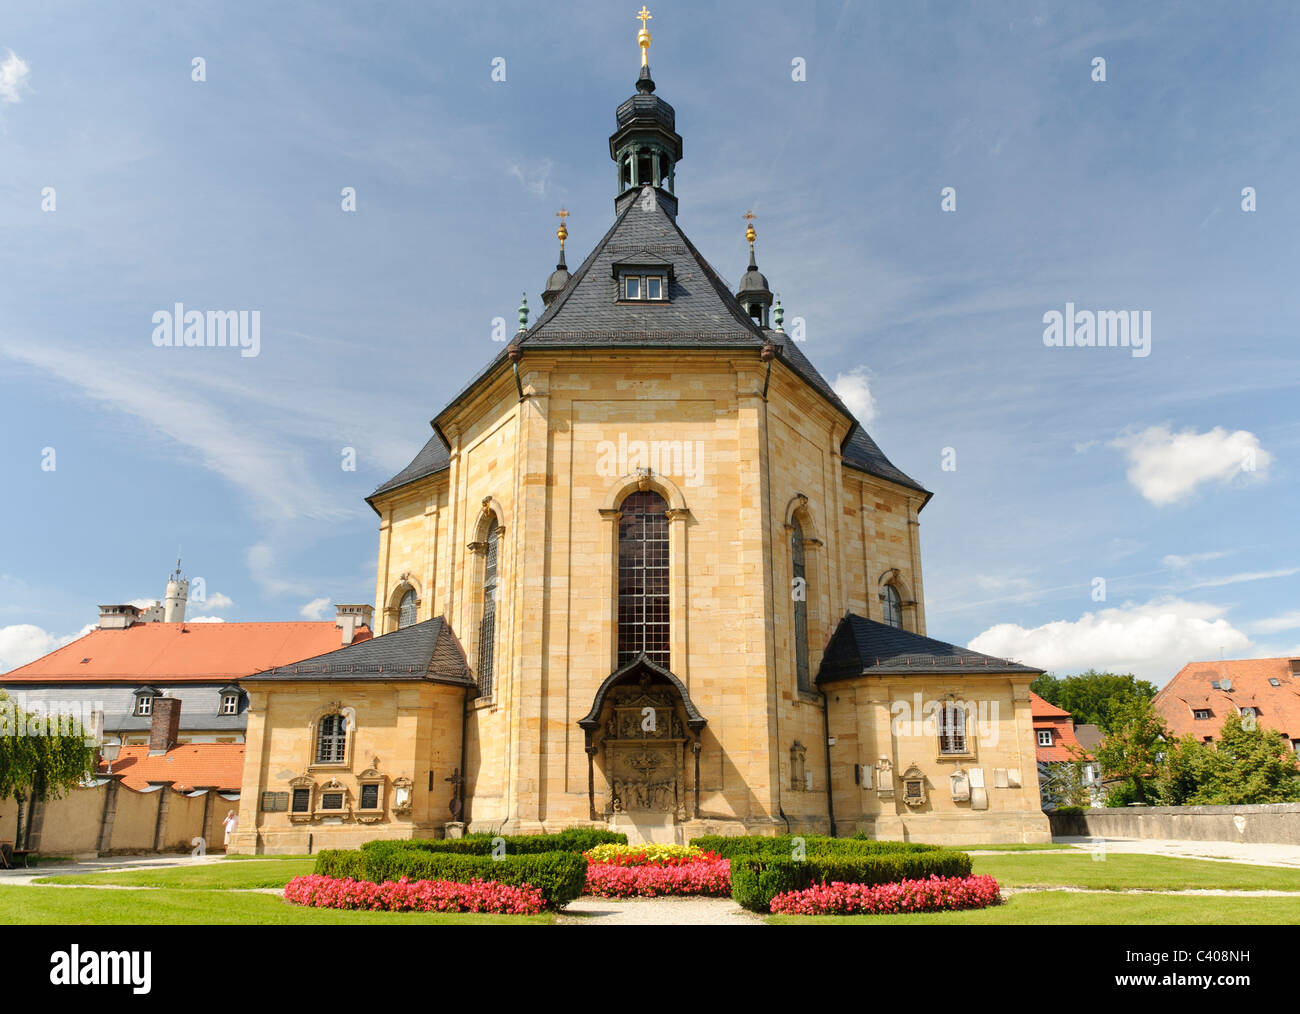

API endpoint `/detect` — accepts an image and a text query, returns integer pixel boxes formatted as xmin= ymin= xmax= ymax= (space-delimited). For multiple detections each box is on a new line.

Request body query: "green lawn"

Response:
xmin=970 ymin=853 xmax=1300 ymax=892
xmin=768 ymin=891 xmax=1300 ymax=925
xmin=0 ymin=885 xmax=553 ymax=925
xmin=38 ymin=858 xmax=317 ymax=890
xmin=959 ymin=843 xmax=1073 ymax=852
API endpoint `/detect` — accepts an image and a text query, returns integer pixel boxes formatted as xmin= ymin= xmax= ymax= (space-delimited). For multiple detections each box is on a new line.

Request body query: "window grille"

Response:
xmin=939 ymin=704 xmax=967 ymax=754
xmin=316 ymin=714 xmax=347 ymax=764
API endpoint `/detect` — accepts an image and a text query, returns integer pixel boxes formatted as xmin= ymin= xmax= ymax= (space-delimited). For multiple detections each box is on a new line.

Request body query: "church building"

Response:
xmin=229 ymin=11 xmax=1050 ymax=853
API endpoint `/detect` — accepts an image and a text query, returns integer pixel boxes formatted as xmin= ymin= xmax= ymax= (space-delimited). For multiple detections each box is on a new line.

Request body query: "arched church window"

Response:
xmin=882 ymin=583 xmax=903 ymax=629
xmin=316 ymin=714 xmax=347 ymax=765
xmin=397 ymin=589 xmax=418 ymax=629
xmin=791 ymin=519 xmax=810 ymax=692
xmin=618 ymin=490 xmax=669 ymax=668
xmin=478 ymin=516 xmax=500 ymax=696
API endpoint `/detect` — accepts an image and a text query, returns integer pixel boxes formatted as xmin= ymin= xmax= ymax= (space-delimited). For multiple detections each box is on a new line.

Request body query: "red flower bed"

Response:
xmin=768 ymin=874 xmax=1002 ymax=916
xmin=584 ymin=858 xmax=732 ymax=897
xmin=284 ymin=874 xmax=546 ymax=915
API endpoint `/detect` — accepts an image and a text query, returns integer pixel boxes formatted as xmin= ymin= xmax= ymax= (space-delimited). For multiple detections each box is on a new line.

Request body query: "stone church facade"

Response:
xmin=229 ymin=20 xmax=1050 ymax=853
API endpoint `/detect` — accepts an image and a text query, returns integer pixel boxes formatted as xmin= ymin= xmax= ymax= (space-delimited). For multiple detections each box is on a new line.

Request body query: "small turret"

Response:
xmin=736 ymin=211 xmax=773 ymax=327
xmin=542 ymin=208 xmax=572 ymax=306
xmin=163 ymin=557 xmax=188 ymax=623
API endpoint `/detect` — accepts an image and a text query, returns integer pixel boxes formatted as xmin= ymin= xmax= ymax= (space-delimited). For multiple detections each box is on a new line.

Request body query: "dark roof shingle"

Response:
xmin=816 ymin=613 xmax=1041 ymax=682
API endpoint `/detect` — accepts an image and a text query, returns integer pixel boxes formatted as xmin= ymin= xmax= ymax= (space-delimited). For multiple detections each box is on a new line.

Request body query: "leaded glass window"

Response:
xmin=398 ymin=589 xmax=418 ymax=629
xmin=882 ymin=583 xmax=903 ymax=629
xmin=478 ymin=518 xmax=500 ymax=696
xmin=792 ymin=520 xmax=810 ymax=693
xmin=617 ymin=491 xmax=669 ymax=668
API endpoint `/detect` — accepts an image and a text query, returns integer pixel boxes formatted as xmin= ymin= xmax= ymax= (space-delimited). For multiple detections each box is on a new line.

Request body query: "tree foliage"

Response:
xmin=1156 ymin=712 xmax=1300 ymax=805
xmin=1031 ymin=670 xmax=1158 ymax=733
xmin=1094 ymin=696 xmax=1166 ymax=804
xmin=0 ymin=691 xmax=99 ymax=804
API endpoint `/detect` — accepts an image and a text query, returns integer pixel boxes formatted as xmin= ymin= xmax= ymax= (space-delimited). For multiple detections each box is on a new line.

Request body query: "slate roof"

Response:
xmin=369 ymin=183 xmax=930 ymax=504
xmin=244 ymin=616 xmax=474 ymax=687
xmin=816 ymin=613 xmax=1042 ymax=682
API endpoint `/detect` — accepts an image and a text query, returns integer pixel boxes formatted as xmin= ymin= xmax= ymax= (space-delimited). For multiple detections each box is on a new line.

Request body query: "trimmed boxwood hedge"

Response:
xmin=314 ymin=849 xmax=366 ymax=880
xmin=313 ymin=842 xmax=587 ymax=908
xmin=730 ymin=849 xmax=973 ymax=911
xmin=360 ymin=828 xmax=626 ymax=857
xmin=689 ymin=834 xmax=939 ymax=861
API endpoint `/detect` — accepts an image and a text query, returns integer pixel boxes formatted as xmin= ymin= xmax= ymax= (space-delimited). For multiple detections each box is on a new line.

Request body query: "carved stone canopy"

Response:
xmin=577 ymin=653 xmax=707 ymax=746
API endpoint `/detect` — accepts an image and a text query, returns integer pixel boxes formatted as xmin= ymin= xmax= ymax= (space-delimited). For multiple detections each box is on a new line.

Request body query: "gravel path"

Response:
xmin=558 ymin=895 xmax=764 ymax=925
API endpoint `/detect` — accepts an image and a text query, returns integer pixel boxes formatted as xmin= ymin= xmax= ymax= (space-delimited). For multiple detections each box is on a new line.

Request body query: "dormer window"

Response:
xmin=133 ymin=687 xmax=160 ymax=717
xmin=614 ymin=262 xmax=672 ymax=303
xmin=222 ymin=693 xmax=239 ymax=715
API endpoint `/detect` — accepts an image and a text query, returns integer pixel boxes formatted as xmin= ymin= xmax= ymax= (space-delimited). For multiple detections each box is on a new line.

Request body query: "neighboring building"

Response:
xmin=232 ymin=15 xmax=1051 ymax=853
xmin=1155 ymin=658 xmax=1300 ymax=751
xmin=0 ymin=572 xmax=373 ymax=748
xmin=1030 ymin=692 xmax=1100 ymax=808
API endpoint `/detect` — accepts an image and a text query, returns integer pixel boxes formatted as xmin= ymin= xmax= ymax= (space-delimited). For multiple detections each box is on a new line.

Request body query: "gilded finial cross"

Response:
xmin=637 ymin=6 xmax=653 ymax=67
xmin=637 ymin=6 xmax=652 ymax=29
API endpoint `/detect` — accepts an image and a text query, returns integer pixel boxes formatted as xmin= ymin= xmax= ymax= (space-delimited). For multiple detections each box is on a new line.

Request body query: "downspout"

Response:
xmin=759 ymin=342 xmax=787 ymax=833
xmin=820 ymin=687 xmax=837 ymax=837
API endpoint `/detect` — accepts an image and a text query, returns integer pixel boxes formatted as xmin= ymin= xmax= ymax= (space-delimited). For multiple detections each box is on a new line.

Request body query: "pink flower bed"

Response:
xmin=584 ymin=858 xmax=732 ymax=898
xmin=284 ymin=874 xmax=546 ymax=915
xmin=769 ymin=874 xmax=1002 ymax=916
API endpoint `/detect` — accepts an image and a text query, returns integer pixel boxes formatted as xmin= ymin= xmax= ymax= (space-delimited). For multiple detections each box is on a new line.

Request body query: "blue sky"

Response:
xmin=2 ymin=0 xmax=1297 ymax=684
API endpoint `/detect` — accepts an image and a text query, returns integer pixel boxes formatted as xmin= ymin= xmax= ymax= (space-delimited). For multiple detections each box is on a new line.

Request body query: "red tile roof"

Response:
xmin=2 ymin=621 xmax=370 ymax=683
xmin=1154 ymin=657 xmax=1300 ymax=743
xmin=1029 ymin=691 xmax=1091 ymax=762
xmin=99 ymin=743 xmax=245 ymax=792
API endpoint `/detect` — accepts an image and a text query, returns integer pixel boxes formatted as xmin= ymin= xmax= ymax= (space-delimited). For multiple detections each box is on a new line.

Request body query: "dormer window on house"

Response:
xmin=614 ymin=262 xmax=672 ymax=303
xmin=1037 ymin=729 xmax=1053 ymax=747
xmin=1193 ymin=708 xmax=1212 ymax=720
xmin=222 ymin=693 xmax=239 ymax=715
xmin=133 ymin=688 xmax=160 ymax=717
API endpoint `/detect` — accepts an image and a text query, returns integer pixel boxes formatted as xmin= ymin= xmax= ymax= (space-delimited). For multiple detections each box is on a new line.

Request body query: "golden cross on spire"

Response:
xmin=637 ymin=6 xmax=653 ymax=67
xmin=744 ymin=210 xmax=757 ymax=248
xmin=555 ymin=207 xmax=569 ymax=248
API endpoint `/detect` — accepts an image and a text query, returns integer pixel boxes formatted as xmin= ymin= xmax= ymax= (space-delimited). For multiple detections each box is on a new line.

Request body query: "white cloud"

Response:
xmin=1246 ymin=611 xmax=1300 ymax=636
xmin=127 ymin=598 xmax=160 ymax=610
xmin=0 ymin=623 xmax=93 ymax=673
xmin=507 ymin=158 xmax=553 ymax=196
xmin=0 ymin=339 xmax=351 ymax=523
xmin=968 ymin=597 xmax=1252 ymax=685
xmin=1112 ymin=424 xmax=1271 ymax=506
xmin=1180 ymin=567 xmax=1300 ymax=590
xmin=186 ymin=615 xmax=226 ymax=623
xmin=299 ymin=597 xmax=331 ymax=620
xmin=0 ymin=50 xmax=31 ymax=105
xmin=1162 ymin=551 xmax=1229 ymax=569
xmin=246 ymin=542 xmax=316 ymax=598
xmin=201 ymin=592 xmax=234 ymax=610
xmin=831 ymin=367 xmax=877 ymax=424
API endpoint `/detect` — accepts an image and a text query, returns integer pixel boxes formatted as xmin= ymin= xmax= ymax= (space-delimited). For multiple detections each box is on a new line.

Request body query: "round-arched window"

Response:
xmin=882 ymin=584 xmax=903 ymax=629
xmin=397 ymin=589 xmax=418 ymax=629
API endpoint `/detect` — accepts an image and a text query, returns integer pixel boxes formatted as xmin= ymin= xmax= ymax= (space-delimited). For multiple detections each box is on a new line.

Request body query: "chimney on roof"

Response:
xmin=336 ymin=604 xmax=374 ymax=646
xmin=98 ymin=604 xmax=141 ymax=630
xmin=149 ymin=694 xmax=181 ymax=755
